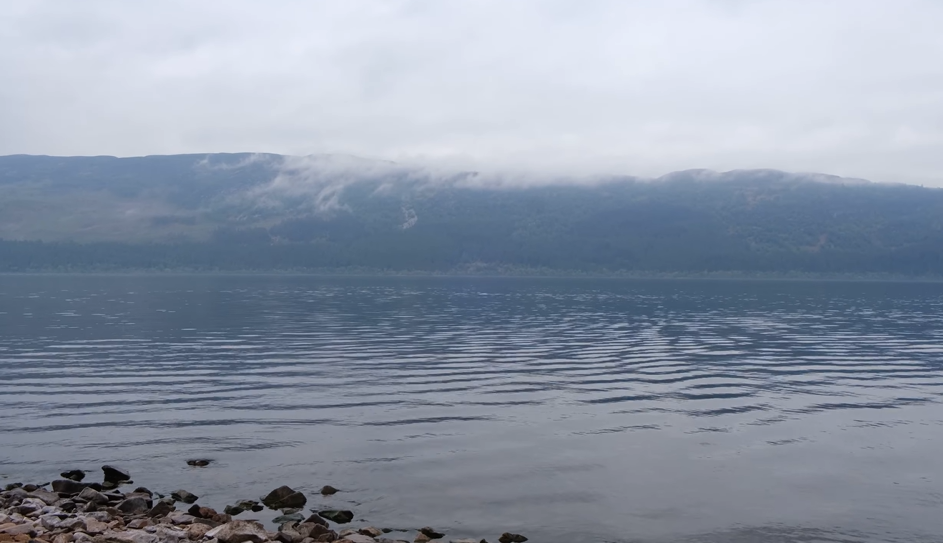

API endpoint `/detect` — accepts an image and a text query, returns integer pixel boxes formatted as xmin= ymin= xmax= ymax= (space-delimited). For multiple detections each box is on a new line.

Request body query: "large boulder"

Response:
xmin=205 ymin=520 xmax=271 ymax=543
xmin=27 ymin=488 xmax=61 ymax=505
xmin=262 ymin=486 xmax=307 ymax=509
xmin=79 ymin=487 xmax=109 ymax=505
xmin=148 ymin=500 xmax=175 ymax=517
xmin=116 ymin=496 xmax=151 ymax=516
xmin=101 ymin=466 xmax=131 ymax=485
xmin=52 ymin=479 xmax=88 ymax=495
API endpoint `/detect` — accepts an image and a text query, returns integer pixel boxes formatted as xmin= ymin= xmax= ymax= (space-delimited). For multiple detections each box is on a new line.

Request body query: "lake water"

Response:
xmin=2 ymin=275 xmax=943 ymax=543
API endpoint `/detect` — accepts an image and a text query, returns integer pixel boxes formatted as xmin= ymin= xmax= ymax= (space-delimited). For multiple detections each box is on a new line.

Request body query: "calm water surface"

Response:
xmin=2 ymin=275 xmax=943 ymax=543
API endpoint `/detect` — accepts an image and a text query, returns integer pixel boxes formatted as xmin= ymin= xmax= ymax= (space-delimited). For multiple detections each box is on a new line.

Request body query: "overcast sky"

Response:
xmin=1 ymin=0 xmax=941 ymax=185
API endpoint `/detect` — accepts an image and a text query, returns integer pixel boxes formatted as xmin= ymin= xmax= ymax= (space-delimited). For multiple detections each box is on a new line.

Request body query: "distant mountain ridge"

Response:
xmin=1 ymin=153 xmax=941 ymax=275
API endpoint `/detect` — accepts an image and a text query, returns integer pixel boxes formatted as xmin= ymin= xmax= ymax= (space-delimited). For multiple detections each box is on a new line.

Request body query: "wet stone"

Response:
xmin=60 ymin=470 xmax=86 ymax=482
xmin=100 ymin=467 xmax=131 ymax=486
xmin=317 ymin=511 xmax=353 ymax=525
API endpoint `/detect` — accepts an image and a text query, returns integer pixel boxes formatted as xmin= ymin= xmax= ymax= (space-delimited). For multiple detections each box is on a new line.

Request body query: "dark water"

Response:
xmin=2 ymin=275 xmax=943 ymax=543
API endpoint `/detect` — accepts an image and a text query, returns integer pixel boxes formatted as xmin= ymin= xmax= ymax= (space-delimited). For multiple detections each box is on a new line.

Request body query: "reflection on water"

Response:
xmin=1 ymin=276 xmax=943 ymax=542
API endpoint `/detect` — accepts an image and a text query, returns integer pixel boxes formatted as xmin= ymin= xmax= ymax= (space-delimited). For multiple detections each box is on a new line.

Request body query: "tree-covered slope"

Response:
xmin=1 ymin=154 xmax=941 ymax=274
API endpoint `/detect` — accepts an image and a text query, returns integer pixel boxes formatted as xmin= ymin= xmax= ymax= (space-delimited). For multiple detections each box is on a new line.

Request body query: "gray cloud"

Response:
xmin=1 ymin=0 xmax=942 ymax=185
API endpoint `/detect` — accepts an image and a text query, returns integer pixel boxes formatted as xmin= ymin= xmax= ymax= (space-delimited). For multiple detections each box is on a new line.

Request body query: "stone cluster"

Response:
xmin=1 ymin=467 xmax=526 ymax=543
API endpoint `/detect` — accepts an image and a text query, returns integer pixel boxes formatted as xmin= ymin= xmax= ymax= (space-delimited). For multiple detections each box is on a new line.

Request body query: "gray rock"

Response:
xmin=102 ymin=491 xmax=126 ymax=502
xmin=223 ymin=505 xmax=244 ymax=516
xmin=205 ymin=520 xmax=270 ymax=543
xmin=319 ymin=486 xmax=338 ymax=496
xmin=275 ymin=526 xmax=304 ymax=543
xmin=262 ymin=486 xmax=294 ymax=507
xmin=58 ymin=517 xmax=87 ymax=531
xmin=16 ymin=498 xmax=44 ymax=515
xmin=116 ymin=496 xmax=150 ymax=516
xmin=6 ymin=487 xmax=28 ymax=501
xmin=360 ymin=527 xmax=383 ymax=538
xmin=52 ymin=479 xmax=88 ymax=495
xmin=148 ymin=500 xmax=175 ymax=517
xmin=85 ymin=516 xmax=110 ymax=534
xmin=101 ymin=466 xmax=131 ymax=485
xmin=170 ymin=489 xmax=199 ymax=504
xmin=449 ymin=540 xmax=479 ymax=543
xmin=28 ymin=488 xmax=61 ymax=505
xmin=0 ymin=523 xmax=36 ymax=536
xmin=41 ymin=513 xmax=66 ymax=530
xmin=498 ymin=534 xmax=527 ymax=543
xmin=60 ymin=469 xmax=86 ymax=482
xmin=132 ymin=487 xmax=153 ymax=497
xmin=262 ymin=486 xmax=307 ymax=509
xmin=79 ymin=487 xmax=110 ymax=505
xmin=339 ymin=535 xmax=376 ymax=543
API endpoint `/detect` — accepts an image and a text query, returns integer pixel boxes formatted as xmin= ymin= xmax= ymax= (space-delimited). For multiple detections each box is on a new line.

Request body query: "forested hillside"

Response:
xmin=1 ymin=154 xmax=942 ymax=275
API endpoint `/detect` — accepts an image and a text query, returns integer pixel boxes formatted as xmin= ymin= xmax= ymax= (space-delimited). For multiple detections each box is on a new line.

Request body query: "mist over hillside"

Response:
xmin=1 ymin=153 xmax=941 ymax=275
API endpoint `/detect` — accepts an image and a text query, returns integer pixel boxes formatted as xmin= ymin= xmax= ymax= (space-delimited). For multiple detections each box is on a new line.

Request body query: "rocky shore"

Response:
xmin=0 ymin=467 xmax=527 ymax=543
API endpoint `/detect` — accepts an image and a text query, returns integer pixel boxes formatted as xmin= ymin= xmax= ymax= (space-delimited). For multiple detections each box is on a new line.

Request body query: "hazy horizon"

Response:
xmin=2 ymin=1 xmax=942 ymax=186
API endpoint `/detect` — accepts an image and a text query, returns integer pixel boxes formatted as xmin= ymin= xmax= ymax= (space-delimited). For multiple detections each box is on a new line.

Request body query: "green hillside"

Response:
xmin=1 ymin=154 xmax=942 ymax=275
